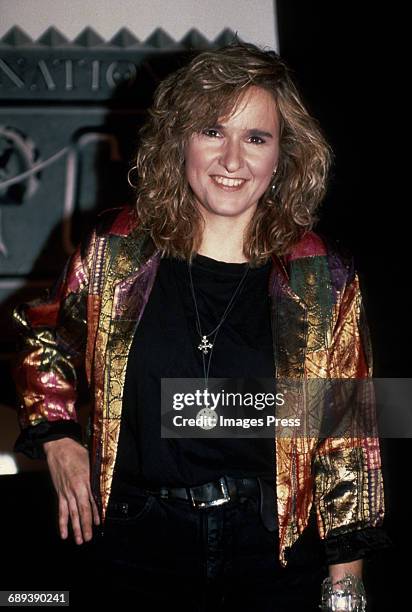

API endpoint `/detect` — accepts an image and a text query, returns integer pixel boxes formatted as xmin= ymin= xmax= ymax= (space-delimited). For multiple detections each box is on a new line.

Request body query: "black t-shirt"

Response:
xmin=111 ymin=253 xmax=276 ymax=496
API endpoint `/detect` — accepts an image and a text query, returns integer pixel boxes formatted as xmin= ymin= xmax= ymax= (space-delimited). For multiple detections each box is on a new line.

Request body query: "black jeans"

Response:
xmin=84 ymin=490 xmax=327 ymax=611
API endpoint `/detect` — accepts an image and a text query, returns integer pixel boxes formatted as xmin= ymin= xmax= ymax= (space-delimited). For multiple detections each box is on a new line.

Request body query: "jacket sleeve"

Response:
xmin=312 ymin=264 xmax=386 ymax=551
xmin=12 ymin=228 xmax=96 ymax=459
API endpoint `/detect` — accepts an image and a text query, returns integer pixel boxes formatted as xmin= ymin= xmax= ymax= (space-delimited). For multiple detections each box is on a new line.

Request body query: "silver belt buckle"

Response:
xmin=188 ymin=476 xmax=231 ymax=509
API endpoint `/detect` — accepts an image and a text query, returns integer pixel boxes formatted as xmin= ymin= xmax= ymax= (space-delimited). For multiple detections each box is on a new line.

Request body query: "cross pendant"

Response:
xmin=198 ymin=335 xmax=213 ymax=354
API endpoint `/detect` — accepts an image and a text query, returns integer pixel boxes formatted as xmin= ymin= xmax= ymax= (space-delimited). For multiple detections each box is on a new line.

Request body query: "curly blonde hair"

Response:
xmin=132 ymin=42 xmax=332 ymax=264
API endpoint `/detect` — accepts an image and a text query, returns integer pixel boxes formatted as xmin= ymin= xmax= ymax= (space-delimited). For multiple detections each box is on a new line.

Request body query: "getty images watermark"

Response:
xmin=170 ymin=387 xmax=298 ymax=431
xmin=160 ymin=378 xmax=412 ymax=438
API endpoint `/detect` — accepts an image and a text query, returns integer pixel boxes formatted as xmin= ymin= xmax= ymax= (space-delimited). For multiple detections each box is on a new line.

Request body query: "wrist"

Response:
xmin=43 ymin=436 xmax=82 ymax=456
xmin=328 ymin=559 xmax=363 ymax=582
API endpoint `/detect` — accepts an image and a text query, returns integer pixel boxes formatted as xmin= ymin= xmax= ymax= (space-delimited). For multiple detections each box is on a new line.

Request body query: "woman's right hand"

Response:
xmin=43 ymin=437 xmax=100 ymax=545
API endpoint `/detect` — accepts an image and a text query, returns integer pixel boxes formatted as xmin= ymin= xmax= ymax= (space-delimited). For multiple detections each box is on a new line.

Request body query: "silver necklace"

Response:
xmin=187 ymin=257 xmax=250 ymax=423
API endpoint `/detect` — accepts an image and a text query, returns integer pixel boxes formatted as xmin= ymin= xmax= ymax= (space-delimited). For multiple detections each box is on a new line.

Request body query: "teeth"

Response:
xmin=213 ymin=176 xmax=245 ymax=187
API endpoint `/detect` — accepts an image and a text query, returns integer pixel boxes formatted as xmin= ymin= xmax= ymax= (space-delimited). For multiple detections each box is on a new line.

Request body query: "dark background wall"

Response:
xmin=276 ymin=2 xmax=410 ymax=609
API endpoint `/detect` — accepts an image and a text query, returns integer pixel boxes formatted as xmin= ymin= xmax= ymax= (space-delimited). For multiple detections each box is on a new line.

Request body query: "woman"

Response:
xmin=13 ymin=43 xmax=390 ymax=611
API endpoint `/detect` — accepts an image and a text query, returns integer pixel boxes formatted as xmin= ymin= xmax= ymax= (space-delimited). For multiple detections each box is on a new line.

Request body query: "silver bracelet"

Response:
xmin=319 ymin=573 xmax=367 ymax=611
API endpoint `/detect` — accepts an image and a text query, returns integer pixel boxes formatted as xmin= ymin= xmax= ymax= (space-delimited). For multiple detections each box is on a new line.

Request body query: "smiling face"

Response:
xmin=184 ymin=86 xmax=280 ymax=226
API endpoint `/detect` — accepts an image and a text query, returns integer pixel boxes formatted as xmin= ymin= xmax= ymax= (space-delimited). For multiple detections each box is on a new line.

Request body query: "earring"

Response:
xmin=127 ymin=165 xmax=138 ymax=189
xmin=270 ymin=168 xmax=277 ymax=194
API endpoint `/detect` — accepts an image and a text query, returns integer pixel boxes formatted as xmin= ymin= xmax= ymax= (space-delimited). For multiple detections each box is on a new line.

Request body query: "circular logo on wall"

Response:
xmin=0 ymin=126 xmax=41 ymax=205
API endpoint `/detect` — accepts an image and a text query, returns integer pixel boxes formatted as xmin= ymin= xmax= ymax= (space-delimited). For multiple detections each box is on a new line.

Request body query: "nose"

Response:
xmin=219 ymin=138 xmax=244 ymax=173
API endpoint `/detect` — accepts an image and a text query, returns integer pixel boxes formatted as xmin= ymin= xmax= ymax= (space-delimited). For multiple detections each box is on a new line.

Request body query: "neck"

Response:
xmin=197 ymin=214 xmax=251 ymax=263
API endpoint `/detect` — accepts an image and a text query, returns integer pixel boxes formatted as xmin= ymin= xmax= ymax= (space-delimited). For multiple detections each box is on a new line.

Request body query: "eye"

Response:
xmin=201 ymin=128 xmax=221 ymax=138
xmin=249 ymin=135 xmax=265 ymax=145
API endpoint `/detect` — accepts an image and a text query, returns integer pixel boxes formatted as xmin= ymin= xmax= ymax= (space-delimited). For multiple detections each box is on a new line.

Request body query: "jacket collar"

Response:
xmin=106 ymin=208 xmax=309 ymax=328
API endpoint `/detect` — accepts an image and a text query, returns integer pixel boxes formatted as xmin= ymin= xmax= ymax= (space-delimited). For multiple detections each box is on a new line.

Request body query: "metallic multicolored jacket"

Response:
xmin=13 ymin=206 xmax=385 ymax=566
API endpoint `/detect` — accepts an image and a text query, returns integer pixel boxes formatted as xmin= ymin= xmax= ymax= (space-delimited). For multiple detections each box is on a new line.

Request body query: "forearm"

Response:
xmin=328 ymin=558 xmax=363 ymax=581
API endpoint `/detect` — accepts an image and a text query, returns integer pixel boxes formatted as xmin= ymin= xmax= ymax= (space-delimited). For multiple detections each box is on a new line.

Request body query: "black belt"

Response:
xmin=149 ymin=475 xmax=258 ymax=509
xmin=109 ymin=475 xmax=277 ymax=532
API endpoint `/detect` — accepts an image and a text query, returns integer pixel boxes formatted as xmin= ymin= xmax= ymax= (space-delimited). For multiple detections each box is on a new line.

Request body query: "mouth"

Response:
xmin=210 ymin=175 xmax=247 ymax=190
